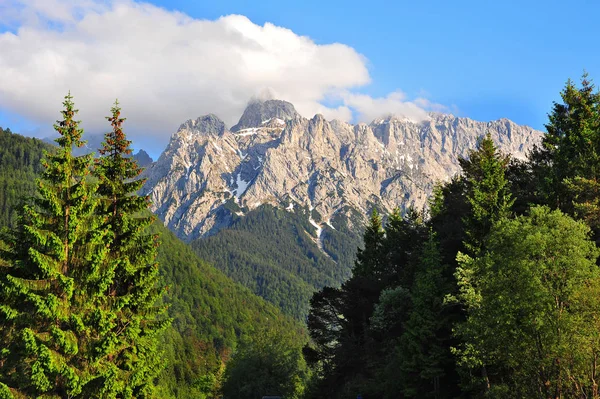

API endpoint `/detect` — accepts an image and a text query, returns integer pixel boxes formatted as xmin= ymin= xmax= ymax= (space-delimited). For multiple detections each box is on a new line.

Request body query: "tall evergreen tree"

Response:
xmin=396 ymin=231 xmax=452 ymax=398
xmin=93 ymin=101 xmax=169 ymax=397
xmin=459 ymin=133 xmax=514 ymax=255
xmin=531 ymin=74 xmax=600 ymax=231
xmin=0 ymin=93 xmax=112 ymax=398
xmin=304 ymin=210 xmax=388 ymax=398
xmin=352 ymin=209 xmax=385 ymax=278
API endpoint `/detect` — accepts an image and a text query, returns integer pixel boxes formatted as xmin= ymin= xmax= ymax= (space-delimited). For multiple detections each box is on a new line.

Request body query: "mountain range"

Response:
xmin=140 ymin=99 xmax=543 ymax=317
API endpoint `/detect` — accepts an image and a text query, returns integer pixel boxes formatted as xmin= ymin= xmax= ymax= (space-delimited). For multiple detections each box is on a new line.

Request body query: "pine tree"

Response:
xmin=451 ymin=134 xmax=514 ymax=394
xmin=459 ymin=133 xmax=514 ymax=256
xmin=531 ymin=73 xmax=600 ymax=232
xmin=397 ymin=231 xmax=452 ymax=398
xmin=93 ymin=101 xmax=169 ymax=398
xmin=352 ymin=209 xmax=385 ymax=278
xmin=304 ymin=210 xmax=387 ymax=398
xmin=0 ymin=93 xmax=111 ymax=397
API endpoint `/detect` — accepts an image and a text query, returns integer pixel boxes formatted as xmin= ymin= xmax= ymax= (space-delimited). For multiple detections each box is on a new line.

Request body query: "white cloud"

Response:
xmin=0 ymin=0 xmax=445 ymax=153
xmin=342 ymin=91 xmax=440 ymax=123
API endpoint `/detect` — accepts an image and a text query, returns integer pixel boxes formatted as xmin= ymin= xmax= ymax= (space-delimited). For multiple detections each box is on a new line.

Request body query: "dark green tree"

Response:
xmin=93 ymin=101 xmax=169 ymax=397
xmin=459 ymin=133 xmax=514 ymax=256
xmin=352 ymin=209 xmax=385 ymax=278
xmin=396 ymin=231 xmax=452 ymax=398
xmin=531 ymin=74 xmax=600 ymax=231
xmin=222 ymin=327 xmax=309 ymax=399
xmin=304 ymin=210 xmax=388 ymax=398
xmin=0 ymin=93 xmax=111 ymax=398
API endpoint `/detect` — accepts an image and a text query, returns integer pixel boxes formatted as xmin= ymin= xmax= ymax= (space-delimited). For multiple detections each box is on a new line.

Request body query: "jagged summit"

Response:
xmin=133 ymin=149 xmax=153 ymax=167
xmin=177 ymin=114 xmax=226 ymax=136
xmin=231 ymin=99 xmax=299 ymax=132
xmin=142 ymin=100 xmax=543 ymax=242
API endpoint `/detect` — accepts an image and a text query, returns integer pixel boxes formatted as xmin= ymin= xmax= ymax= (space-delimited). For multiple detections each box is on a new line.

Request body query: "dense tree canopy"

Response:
xmin=305 ymin=76 xmax=600 ymax=398
xmin=0 ymin=98 xmax=303 ymax=399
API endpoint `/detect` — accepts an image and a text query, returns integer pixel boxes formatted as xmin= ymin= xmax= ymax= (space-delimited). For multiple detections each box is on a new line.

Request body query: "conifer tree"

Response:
xmin=93 ymin=101 xmax=169 ymax=398
xmin=531 ymin=74 xmax=600 ymax=231
xmin=397 ymin=232 xmax=452 ymax=398
xmin=0 ymin=93 xmax=111 ymax=398
xmin=452 ymin=134 xmax=514 ymax=394
xmin=459 ymin=133 xmax=514 ymax=256
xmin=352 ymin=209 xmax=385 ymax=278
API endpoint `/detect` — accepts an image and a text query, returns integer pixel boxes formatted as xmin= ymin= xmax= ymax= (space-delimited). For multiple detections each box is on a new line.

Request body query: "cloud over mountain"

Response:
xmin=0 ymin=0 xmax=445 ymax=151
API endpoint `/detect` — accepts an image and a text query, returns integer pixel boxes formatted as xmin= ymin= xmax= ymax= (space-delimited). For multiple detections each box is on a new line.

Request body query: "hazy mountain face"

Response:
xmin=141 ymin=99 xmax=543 ymax=242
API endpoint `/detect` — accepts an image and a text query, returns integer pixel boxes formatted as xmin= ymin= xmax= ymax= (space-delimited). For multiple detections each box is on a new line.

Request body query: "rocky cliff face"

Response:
xmin=141 ymin=100 xmax=543 ymax=242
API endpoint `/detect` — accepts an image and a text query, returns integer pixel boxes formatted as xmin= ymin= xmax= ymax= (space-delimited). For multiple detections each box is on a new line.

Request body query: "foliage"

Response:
xmin=0 ymin=126 xmax=52 ymax=228
xmin=459 ymin=133 xmax=514 ymax=255
xmin=531 ymin=74 xmax=600 ymax=229
xmin=454 ymin=206 xmax=600 ymax=398
xmin=0 ymin=93 xmax=122 ymax=397
xmin=221 ymin=327 xmax=309 ymax=399
xmin=93 ymin=101 xmax=169 ymax=397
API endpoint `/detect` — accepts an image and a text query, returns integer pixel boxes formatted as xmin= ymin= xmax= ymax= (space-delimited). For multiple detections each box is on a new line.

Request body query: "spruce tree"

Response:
xmin=93 ymin=101 xmax=168 ymax=398
xmin=352 ymin=209 xmax=385 ymax=278
xmin=397 ymin=232 xmax=452 ymax=398
xmin=531 ymin=74 xmax=600 ymax=231
xmin=0 ymin=93 xmax=111 ymax=398
xmin=459 ymin=133 xmax=514 ymax=256
xmin=453 ymin=134 xmax=514 ymax=394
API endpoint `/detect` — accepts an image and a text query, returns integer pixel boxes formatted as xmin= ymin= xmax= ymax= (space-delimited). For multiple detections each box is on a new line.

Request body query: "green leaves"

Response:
xmin=454 ymin=206 xmax=600 ymax=396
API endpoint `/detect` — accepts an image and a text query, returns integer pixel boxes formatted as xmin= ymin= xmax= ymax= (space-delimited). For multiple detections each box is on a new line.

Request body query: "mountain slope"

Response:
xmin=153 ymin=221 xmax=303 ymax=398
xmin=0 ymin=126 xmax=53 ymax=228
xmin=191 ymin=204 xmax=362 ymax=319
xmin=141 ymin=100 xmax=543 ymax=317
xmin=0 ymin=127 xmax=302 ymax=399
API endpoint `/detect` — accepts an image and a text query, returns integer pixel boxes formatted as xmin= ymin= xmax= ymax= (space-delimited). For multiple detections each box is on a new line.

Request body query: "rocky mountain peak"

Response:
xmin=231 ymin=99 xmax=299 ymax=132
xmin=142 ymin=100 xmax=544 ymax=242
xmin=177 ymin=114 xmax=226 ymax=136
xmin=133 ymin=149 xmax=153 ymax=167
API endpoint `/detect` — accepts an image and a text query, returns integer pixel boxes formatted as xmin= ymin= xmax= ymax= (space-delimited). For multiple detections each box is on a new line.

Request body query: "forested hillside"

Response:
xmin=153 ymin=220 xmax=304 ymax=398
xmin=0 ymin=127 xmax=53 ymax=228
xmin=0 ymin=107 xmax=305 ymax=399
xmin=191 ymin=204 xmax=361 ymax=319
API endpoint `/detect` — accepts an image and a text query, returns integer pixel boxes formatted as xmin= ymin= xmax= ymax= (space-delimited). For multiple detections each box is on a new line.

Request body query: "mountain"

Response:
xmin=142 ymin=100 xmax=542 ymax=241
xmin=133 ymin=149 xmax=153 ymax=167
xmin=140 ymin=99 xmax=543 ymax=317
xmin=0 ymin=127 xmax=301 ymax=399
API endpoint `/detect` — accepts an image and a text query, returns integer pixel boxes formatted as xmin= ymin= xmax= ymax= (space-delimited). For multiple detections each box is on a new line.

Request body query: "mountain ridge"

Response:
xmin=141 ymin=99 xmax=543 ymax=242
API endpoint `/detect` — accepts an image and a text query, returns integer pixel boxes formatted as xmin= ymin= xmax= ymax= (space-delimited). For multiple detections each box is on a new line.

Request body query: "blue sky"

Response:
xmin=0 ymin=0 xmax=599 ymax=155
xmin=156 ymin=0 xmax=598 ymax=128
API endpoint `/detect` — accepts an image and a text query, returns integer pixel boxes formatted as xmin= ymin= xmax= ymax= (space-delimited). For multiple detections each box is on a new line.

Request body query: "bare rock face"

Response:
xmin=141 ymin=100 xmax=543 ymax=242
xmin=231 ymin=99 xmax=299 ymax=132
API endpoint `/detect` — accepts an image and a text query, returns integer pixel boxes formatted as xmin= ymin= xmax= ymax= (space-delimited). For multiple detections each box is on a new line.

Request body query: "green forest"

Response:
xmin=1 ymin=74 xmax=600 ymax=399
xmin=303 ymin=75 xmax=600 ymax=398
xmin=0 ymin=97 xmax=305 ymax=398
xmin=191 ymin=204 xmax=361 ymax=320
